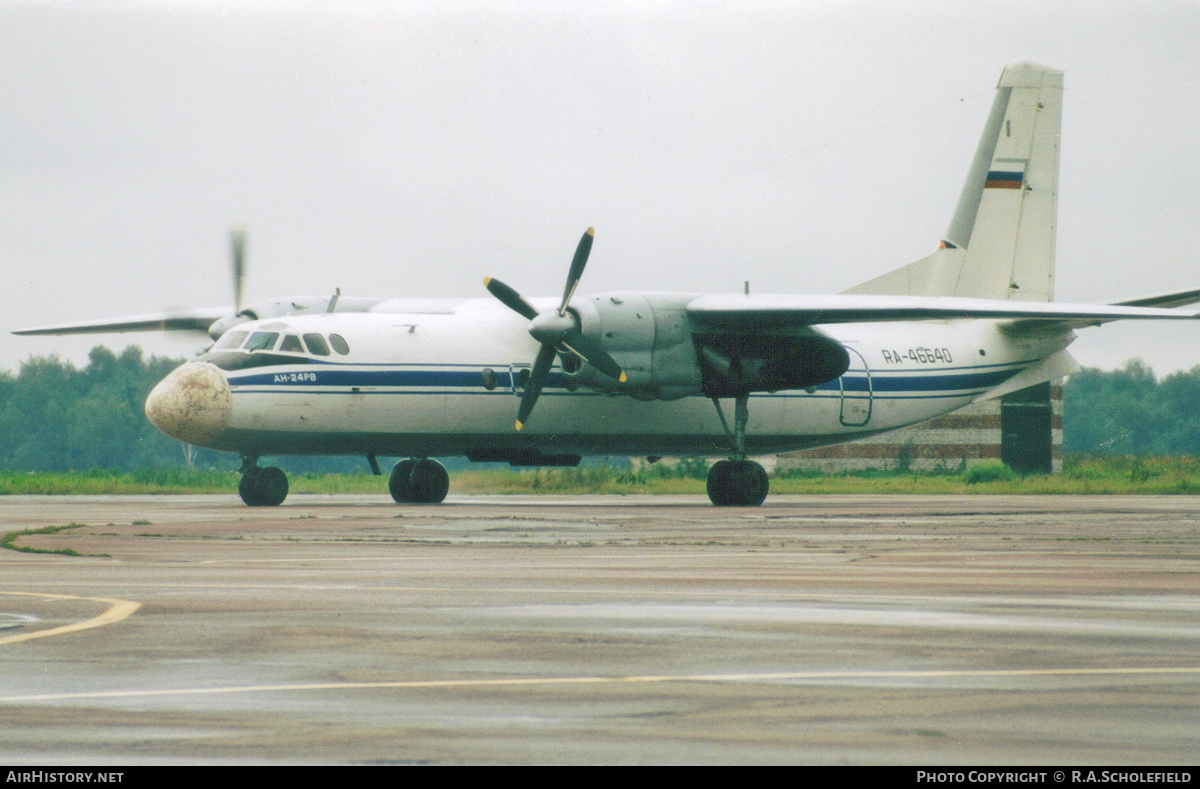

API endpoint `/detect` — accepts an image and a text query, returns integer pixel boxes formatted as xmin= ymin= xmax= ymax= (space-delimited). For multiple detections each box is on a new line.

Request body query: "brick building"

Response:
xmin=775 ymin=383 xmax=1063 ymax=473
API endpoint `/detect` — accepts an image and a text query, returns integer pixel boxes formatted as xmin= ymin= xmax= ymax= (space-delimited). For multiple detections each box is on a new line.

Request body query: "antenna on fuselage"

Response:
xmin=327 ymin=288 xmax=340 ymax=313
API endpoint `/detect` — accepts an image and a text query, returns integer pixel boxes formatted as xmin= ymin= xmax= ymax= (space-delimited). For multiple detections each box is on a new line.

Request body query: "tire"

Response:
xmin=707 ymin=459 xmax=768 ymax=506
xmin=238 ymin=467 xmax=263 ymax=506
xmin=407 ymin=459 xmax=449 ymax=504
xmin=256 ymin=466 xmax=289 ymax=507
xmin=706 ymin=460 xmax=736 ymax=506
xmin=389 ymin=459 xmax=416 ymax=503
xmin=730 ymin=460 xmax=769 ymax=506
xmin=238 ymin=466 xmax=288 ymax=507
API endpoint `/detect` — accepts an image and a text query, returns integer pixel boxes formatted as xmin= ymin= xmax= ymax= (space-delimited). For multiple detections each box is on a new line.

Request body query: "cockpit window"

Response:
xmin=278 ymin=334 xmax=304 ymax=353
xmin=216 ymin=330 xmax=248 ymax=350
xmin=200 ymin=351 xmax=312 ymax=372
xmin=303 ymin=333 xmax=330 ymax=356
xmin=245 ymin=332 xmax=279 ymax=352
xmin=329 ymin=334 xmax=350 ymax=355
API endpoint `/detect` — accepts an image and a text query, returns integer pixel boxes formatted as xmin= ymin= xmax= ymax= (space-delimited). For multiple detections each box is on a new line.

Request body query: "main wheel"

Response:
xmin=730 ymin=460 xmax=769 ymax=506
xmin=407 ymin=459 xmax=450 ymax=504
xmin=706 ymin=459 xmax=768 ymax=506
xmin=706 ymin=460 xmax=736 ymax=506
xmin=389 ymin=459 xmax=416 ymax=503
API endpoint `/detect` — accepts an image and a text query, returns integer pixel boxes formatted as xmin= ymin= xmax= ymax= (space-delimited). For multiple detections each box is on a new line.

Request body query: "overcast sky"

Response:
xmin=3 ymin=0 xmax=1200 ymax=378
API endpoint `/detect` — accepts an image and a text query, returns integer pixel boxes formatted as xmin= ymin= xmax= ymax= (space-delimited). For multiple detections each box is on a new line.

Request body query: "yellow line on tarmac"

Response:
xmin=1 ymin=666 xmax=1199 ymax=703
xmin=0 ymin=591 xmax=141 ymax=646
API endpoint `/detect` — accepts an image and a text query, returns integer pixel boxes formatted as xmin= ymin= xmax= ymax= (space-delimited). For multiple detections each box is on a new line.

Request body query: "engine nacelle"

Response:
xmin=564 ymin=293 xmax=701 ymax=400
xmin=562 ymin=292 xmax=851 ymax=400
xmin=692 ymin=329 xmax=850 ymax=398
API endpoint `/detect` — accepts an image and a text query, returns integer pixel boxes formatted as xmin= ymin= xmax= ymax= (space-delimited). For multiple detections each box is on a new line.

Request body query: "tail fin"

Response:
xmin=845 ymin=61 xmax=1063 ymax=302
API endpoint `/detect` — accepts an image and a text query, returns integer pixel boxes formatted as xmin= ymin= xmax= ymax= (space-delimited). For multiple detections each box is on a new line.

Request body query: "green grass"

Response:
xmin=0 ymin=469 xmax=379 ymax=495
xmin=4 ymin=456 xmax=1200 ymax=496
xmin=0 ymin=469 xmax=240 ymax=495
xmin=0 ymin=523 xmax=109 ymax=557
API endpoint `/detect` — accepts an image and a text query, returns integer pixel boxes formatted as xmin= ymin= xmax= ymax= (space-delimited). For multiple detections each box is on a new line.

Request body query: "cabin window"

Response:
xmin=329 ymin=334 xmax=350 ymax=355
xmin=244 ymin=332 xmax=279 ymax=352
xmin=216 ymin=331 xmax=248 ymax=350
xmin=481 ymin=368 xmax=497 ymax=390
xmin=278 ymin=334 xmax=304 ymax=353
xmin=303 ymin=334 xmax=330 ymax=356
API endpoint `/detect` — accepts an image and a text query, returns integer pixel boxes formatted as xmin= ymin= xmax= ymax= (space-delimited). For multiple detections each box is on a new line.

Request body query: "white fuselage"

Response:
xmin=159 ymin=296 xmax=1070 ymax=461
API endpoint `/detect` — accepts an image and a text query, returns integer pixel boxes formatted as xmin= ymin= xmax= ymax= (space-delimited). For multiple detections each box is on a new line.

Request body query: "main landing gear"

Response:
xmin=238 ymin=458 xmax=289 ymax=507
xmin=389 ymin=458 xmax=450 ymax=504
xmin=706 ymin=395 xmax=769 ymax=506
xmin=707 ymin=459 xmax=769 ymax=506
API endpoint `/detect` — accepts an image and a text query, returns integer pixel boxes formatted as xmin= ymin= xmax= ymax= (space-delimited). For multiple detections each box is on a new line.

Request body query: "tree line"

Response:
xmin=1061 ymin=359 xmax=1200 ymax=456
xmin=0 ymin=346 xmax=365 ymax=473
xmin=0 ymin=346 xmax=1195 ymax=471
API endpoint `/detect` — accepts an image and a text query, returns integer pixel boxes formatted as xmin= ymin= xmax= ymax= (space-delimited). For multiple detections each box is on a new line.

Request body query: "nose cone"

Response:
xmin=145 ymin=362 xmax=232 ymax=446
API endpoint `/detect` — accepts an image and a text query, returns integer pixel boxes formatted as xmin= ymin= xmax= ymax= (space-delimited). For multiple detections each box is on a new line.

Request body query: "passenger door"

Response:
xmin=839 ymin=347 xmax=873 ymax=427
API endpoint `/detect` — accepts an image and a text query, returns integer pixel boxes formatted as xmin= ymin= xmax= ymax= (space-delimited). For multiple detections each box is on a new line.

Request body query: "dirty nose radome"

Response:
xmin=144 ymin=362 xmax=232 ymax=446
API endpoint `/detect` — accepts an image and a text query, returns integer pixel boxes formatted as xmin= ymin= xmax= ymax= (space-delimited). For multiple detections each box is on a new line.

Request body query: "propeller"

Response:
xmin=485 ymin=227 xmax=627 ymax=430
xmin=229 ymin=226 xmax=248 ymax=314
xmin=203 ymin=226 xmax=252 ymax=339
xmin=15 ymin=224 xmax=265 ymax=341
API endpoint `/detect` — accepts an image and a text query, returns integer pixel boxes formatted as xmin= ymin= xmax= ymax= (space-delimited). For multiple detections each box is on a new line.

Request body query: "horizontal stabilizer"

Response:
xmin=686 ymin=293 xmax=1200 ymax=328
xmin=971 ymin=348 xmax=1080 ymax=403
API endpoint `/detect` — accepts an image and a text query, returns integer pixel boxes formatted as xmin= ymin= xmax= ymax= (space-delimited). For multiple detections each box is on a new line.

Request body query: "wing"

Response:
xmin=12 ymin=293 xmax=469 ymax=338
xmin=685 ymin=294 xmax=1200 ymax=329
xmin=12 ymin=308 xmax=230 ymax=337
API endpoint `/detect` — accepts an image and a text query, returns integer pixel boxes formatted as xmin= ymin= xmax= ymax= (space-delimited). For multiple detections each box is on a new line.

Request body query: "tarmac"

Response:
xmin=0 ymin=493 xmax=1197 ymax=765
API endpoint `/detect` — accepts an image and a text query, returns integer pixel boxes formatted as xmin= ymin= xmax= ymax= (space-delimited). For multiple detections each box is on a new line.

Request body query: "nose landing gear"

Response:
xmin=389 ymin=458 xmax=449 ymax=504
xmin=238 ymin=458 xmax=289 ymax=507
xmin=706 ymin=395 xmax=769 ymax=507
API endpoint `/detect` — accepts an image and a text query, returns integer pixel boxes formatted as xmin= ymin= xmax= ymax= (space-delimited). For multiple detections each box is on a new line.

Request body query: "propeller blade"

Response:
xmin=515 ymin=342 xmax=558 ymax=430
xmin=496 ymin=226 xmax=617 ymax=429
xmin=484 ymin=277 xmax=539 ymax=321
xmin=230 ymin=226 xmax=247 ymax=314
xmin=559 ymin=227 xmax=594 ymax=315
xmin=559 ymin=330 xmax=627 ymax=383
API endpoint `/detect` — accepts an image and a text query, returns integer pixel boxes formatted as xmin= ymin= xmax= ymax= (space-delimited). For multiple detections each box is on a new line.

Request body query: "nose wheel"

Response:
xmin=238 ymin=463 xmax=289 ymax=507
xmin=706 ymin=395 xmax=770 ymax=506
xmin=389 ymin=458 xmax=449 ymax=504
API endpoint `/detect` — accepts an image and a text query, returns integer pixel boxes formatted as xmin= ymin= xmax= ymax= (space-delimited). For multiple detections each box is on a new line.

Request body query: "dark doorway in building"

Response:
xmin=1001 ymin=383 xmax=1053 ymax=474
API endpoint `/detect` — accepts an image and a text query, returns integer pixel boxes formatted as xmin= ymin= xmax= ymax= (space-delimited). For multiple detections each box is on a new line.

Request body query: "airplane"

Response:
xmin=15 ymin=61 xmax=1200 ymax=507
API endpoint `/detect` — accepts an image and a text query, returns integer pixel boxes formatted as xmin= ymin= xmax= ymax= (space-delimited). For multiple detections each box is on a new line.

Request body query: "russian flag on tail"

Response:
xmin=985 ymin=158 xmax=1027 ymax=189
